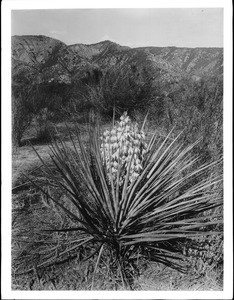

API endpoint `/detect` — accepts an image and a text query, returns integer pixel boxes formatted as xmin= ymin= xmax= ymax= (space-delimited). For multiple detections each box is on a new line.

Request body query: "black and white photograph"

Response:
xmin=1 ymin=0 xmax=233 ymax=299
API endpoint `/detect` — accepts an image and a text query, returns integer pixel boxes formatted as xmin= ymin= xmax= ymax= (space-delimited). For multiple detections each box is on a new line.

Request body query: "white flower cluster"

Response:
xmin=100 ymin=112 xmax=147 ymax=185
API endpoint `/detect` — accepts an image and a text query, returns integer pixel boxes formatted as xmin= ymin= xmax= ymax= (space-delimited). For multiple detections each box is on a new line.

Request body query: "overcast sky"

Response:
xmin=11 ymin=8 xmax=223 ymax=48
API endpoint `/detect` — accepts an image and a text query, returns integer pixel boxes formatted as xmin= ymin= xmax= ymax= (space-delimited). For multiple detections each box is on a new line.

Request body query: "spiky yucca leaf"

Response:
xmin=29 ymin=118 xmax=223 ymax=287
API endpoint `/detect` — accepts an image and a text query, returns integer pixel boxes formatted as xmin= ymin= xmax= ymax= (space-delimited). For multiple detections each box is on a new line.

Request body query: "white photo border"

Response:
xmin=1 ymin=0 xmax=233 ymax=299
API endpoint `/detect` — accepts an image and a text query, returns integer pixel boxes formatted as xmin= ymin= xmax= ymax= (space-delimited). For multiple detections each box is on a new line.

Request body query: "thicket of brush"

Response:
xmin=13 ymin=58 xmax=222 ymax=162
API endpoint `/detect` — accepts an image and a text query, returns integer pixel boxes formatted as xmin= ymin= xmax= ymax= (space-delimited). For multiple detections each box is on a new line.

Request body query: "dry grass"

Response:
xmin=13 ymin=145 xmax=50 ymax=186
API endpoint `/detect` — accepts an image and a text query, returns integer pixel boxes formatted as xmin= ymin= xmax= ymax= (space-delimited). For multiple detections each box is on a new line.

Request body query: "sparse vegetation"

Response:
xmin=11 ymin=36 xmax=223 ymax=290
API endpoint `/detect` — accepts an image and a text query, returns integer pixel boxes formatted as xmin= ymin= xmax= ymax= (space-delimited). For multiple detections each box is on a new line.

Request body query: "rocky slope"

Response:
xmin=68 ymin=40 xmax=223 ymax=80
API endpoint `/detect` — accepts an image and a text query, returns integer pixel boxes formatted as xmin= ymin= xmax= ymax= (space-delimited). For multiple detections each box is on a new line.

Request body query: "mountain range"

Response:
xmin=12 ymin=35 xmax=223 ymax=88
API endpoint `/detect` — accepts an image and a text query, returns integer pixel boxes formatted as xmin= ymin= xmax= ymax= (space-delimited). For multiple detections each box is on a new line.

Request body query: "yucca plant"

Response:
xmin=27 ymin=112 xmax=223 ymax=289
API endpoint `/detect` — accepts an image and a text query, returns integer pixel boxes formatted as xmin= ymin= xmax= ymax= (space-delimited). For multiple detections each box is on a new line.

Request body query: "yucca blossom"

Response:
xmin=100 ymin=112 xmax=147 ymax=185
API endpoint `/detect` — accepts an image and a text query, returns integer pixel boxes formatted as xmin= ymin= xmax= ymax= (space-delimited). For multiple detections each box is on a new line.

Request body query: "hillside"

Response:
xmin=69 ymin=40 xmax=131 ymax=60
